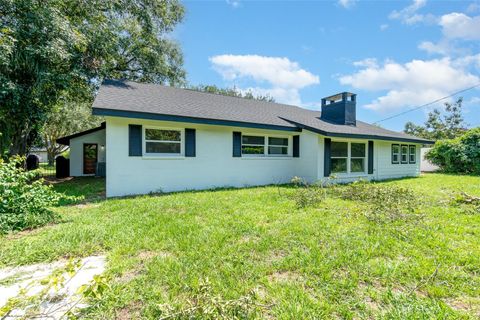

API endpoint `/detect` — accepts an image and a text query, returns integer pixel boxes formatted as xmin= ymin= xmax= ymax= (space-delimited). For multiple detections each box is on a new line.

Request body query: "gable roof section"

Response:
xmin=92 ymin=80 xmax=433 ymax=144
xmin=57 ymin=122 xmax=106 ymax=146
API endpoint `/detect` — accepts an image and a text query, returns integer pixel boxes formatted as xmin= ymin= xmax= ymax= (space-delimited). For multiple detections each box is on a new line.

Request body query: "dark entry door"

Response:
xmin=83 ymin=143 xmax=98 ymax=175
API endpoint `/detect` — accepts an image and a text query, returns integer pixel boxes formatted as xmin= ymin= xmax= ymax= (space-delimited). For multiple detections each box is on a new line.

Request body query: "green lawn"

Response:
xmin=1 ymin=174 xmax=479 ymax=319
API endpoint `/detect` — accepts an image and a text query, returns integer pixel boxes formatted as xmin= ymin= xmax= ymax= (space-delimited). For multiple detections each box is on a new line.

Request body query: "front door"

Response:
xmin=83 ymin=143 xmax=98 ymax=175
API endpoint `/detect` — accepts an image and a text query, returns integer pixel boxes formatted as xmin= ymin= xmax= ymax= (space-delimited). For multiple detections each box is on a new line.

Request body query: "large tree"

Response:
xmin=190 ymin=84 xmax=275 ymax=102
xmin=41 ymin=101 xmax=102 ymax=165
xmin=404 ymin=98 xmax=468 ymax=141
xmin=0 ymin=0 xmax=185 ymax=158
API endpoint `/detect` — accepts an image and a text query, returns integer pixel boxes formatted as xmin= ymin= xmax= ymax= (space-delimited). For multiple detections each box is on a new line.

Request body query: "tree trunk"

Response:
xmin=47 ymin=152 xmax=55 ymax=166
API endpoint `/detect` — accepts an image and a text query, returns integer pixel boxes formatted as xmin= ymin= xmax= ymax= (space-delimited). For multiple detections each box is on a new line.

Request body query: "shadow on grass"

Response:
xmin=50 ymin=177 xmax=106 ymax=206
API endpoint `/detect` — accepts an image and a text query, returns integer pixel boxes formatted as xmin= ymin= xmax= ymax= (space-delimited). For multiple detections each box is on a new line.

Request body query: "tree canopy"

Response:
xmin=190 ymin=85 xmax=275 ymax=102
xmin=41 ymin=100 xmax=103 ymax=165
xmin=404 ymin=98 xmax=467 ymax=141
xmin=0 ymin=0 xmax=185 ymax=158
xmin=426 ymin=127 xmax=480 ymax=174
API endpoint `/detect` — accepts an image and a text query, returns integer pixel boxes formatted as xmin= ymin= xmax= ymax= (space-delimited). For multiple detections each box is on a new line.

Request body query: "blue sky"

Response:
xmin=175 ymin=0 xmax=480 ymax=131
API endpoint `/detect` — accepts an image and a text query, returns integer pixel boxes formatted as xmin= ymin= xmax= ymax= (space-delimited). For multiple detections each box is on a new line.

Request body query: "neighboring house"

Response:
xmin=420 ymin=147 xmax=440 ymax=172
xmin=57 ymin=80 xmax=433 ymax=197
xmin=28 ymin=148 xmax=49 ymax=163
xmin=57 ymin=123 xmax=106 ymax=177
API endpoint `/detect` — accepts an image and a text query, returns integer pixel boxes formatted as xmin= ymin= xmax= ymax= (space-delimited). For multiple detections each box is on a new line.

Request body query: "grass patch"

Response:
xmin=0 ymin=173 xmax=479 ymax=318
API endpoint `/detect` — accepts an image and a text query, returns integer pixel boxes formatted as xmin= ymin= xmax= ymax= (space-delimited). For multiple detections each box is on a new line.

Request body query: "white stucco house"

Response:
xmin=57 ymin=80 xmax=433 ymax=198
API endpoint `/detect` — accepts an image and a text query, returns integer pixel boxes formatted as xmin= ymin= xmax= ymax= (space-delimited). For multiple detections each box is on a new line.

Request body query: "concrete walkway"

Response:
xmin=0 ymin=255 xmax=106 ymax=319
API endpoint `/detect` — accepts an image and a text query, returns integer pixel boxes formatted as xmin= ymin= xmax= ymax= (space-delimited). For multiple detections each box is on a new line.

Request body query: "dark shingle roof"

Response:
xmin=92 ymin=80 xmax=432 ymax=144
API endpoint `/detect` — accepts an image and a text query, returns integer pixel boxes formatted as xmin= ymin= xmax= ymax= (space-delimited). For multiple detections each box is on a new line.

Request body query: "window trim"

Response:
xmin=401 ymin=144 xmax=408 ymax=164
xmin=330 ymin=141 xmax=349 ymax=174
xmin=330 ymin=140 xmax=367 ymax=175
xmin=241 ymin=135 xmax=265 ymax=156
xmin=350 ymin=142 xmax=366 ymax=173
xmin=268 ymin=136 xmax=289 ymax=156
xmin=409 ymin=145 xmax=416 ymax=164
xmin=241 ymin=133 xmax=292 ymax=157
xmin=143 ymin=126 xmax=184 ymax=157
xmin=391 ymin=144 xmax=400 ymax=164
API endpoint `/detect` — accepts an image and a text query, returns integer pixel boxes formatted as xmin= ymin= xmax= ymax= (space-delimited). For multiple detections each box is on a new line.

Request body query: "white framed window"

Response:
xmin=350 ymin=143 xmax=366 ymax=173
xmin=144 ymin=127 xmax=183 ymax=156
xmin=330 ymin=141 xmax=367 ymax=174
xmin=268 ymin=137 xmax=288 ymax=156
xmin=392 ymin=144 xmax=400 ymax=164
xmin=401 ymin=144 xmax=408 ymax=164
xmin=409 ymin=145 xmax=416 ymax=164
xmin=242 ymin=135 xmax=265 ymax=155
xmin=331 ymin=141 xmax=348 ymax=173
xmin=241 ymin=134 xmax=290 ymax=157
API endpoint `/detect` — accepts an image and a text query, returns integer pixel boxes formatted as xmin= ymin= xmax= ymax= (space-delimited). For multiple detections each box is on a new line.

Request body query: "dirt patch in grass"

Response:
xmin=116 ymin=300 xmax=143 ymax=320
xmin=268 ymin=271 xmax=303 ymax=284
xmin=117 ymin=250 xmax=172 ymax=283
xmin=238 ymin=234 xmax=260 ymax=244
xmin=265 ymin=250 xmax=287 ymax=264
xmin=5 ymin=226 xmax=47 ymax=240
xmin=445 ymin=297 xmax=480 ymax=316
xmin=74 ymin=203 xmax=101 ymax=209
xmin=138 ymin=250 xmax=172 ymax=260
xmin=364 ymin=295 xmax=381 ymax=312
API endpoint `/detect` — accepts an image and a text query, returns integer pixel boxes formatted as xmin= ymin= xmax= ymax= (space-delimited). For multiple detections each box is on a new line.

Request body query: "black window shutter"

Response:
xmin=368 ymin=140 xmax=374 ymax=174
xmin=293 ymin=135 xmax=300 ymax=158
xmin=128 ymin=124 xmax=142 ymax=156
xmin=185 ymin=128 xmax=196 ymax=157
xmin=324 ymin=138 xmax=331 ymax=177
xmin=233 ymin=132 xmax=242 ymax=157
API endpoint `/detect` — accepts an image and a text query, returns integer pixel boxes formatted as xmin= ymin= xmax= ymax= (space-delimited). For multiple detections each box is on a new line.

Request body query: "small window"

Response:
xmin=350 ymin=143 xmax=366 ymax=173
xmin=145 ymin=128 xmax=181 ymax=154
xmin=392 ymin=144 xmax=400 ymax=164
xmin=401 ymin=144 xmax=408 ymax=164
xmin=331 ymin=142 xmax=348 ymax=173
xmin=409 ymin=145 xmax=416 ymax=164
xmin=268 ymin=137 xmax=288 ymax=155
xmin=242 ymin=135 xmax=265 ymax=155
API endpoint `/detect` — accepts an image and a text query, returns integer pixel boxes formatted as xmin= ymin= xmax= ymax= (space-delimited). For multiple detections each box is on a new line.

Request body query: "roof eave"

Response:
xmin=280 ymin=118 xmax=434 ymax=144
xmin=56 ymin=122 xmax=106 ymax=146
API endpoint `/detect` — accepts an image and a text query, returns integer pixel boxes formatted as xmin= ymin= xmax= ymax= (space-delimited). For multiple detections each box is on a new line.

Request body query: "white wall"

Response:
xmin=421 ymin=147 xmax=439 ymax=172
xmin=70 ymin=129 xmax=106 ymax=176
xmin=105 ymin=117 xmax=319 ymax=197
xmin=104 ymin=116 xmax=422 ymax=197
xmin=375 ymin=140 xmax=421 ymax=180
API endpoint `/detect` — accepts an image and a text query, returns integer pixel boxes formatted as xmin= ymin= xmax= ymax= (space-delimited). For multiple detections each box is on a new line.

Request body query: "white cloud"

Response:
xmin=209 ymin=54 xmax=319 ymax=105
xmin=339 ymin=57 xmax=480 ymax=112
xmin=414 ymin=12 xmax=480 ymax=56
xmin=380 ymin=24 xmax=389 ymax=31
xmin=338 ymin=0 xmax=356 ymax=9
xmin=353 ymin=58 xmax=378 ymax=68
xmin=467 ymin=2 xmax=480 ymax=13
xmin=389 ymin=0 xmax=436 ymax=25
xmin=226 ymin=0 xmax=241 ymax=8
xmin=439 ymin=12 xmax=480 ymax=40
xmin=418 ymin=40 xmax=450 ymax=55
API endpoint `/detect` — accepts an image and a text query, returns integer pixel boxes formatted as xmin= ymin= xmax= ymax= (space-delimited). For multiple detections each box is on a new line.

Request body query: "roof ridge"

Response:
xmin=103 ymin=78 xmax=315 ymax=113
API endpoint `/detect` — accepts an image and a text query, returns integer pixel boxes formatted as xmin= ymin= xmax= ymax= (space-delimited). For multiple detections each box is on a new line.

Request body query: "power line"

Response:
xmin=373 ymin=83 xmax=480 ymax=124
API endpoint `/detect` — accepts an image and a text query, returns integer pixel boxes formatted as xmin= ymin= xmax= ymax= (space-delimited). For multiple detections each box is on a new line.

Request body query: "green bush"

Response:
xmin=426 ymin=128 xmax=480 ymax=174
xmin=0 ymin=156 xmax=68 ymax=233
